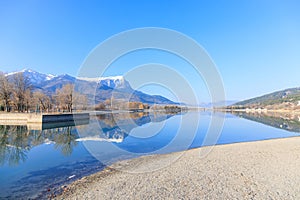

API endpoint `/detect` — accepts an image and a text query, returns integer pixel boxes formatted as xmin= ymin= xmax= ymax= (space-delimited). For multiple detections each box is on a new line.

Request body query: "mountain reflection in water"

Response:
xmin=78 ymin=111 xmax=180 ymax=143
xmin=0 ymin=111 xmax=181 ymax=166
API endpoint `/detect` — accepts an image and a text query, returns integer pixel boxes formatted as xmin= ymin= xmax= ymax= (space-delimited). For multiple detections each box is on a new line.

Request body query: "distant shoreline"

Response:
xmin=209 ymin=108 xmax=300 ymax=114
xmin=1 ymin=108 xmax=299 ymax=126
xmin=0 ymin=107 xmax=188 ymax=126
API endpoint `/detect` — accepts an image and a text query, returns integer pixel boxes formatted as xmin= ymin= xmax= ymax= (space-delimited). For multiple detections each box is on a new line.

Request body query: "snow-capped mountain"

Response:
xmin=5 ymin=69 xmax=56 ymax=85
xmin=5 ymin=69 xmax=129 ymax=89
xmin=4 ymin=69 xmax=177 ymax=105
xmin=77 ymin=75 xmax=131 ymax=89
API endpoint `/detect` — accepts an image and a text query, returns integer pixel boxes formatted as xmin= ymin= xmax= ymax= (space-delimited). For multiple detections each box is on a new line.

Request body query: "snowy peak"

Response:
xmin=5 ymin=69 xmax=130 ymax=89
xmin=5 ymin=69 xmax=56 ymax=84
xmin=77 ymin=76 xmax=130 ymax=89
xmin=99 ymin=76 xmax=127 ymax=89
xmin=77 ymin=75 xmax=124 ymax=83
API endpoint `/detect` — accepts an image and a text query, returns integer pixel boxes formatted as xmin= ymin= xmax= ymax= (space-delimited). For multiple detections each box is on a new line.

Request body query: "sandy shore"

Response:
xmin=56 ymin=137 xmax=300 ymax=199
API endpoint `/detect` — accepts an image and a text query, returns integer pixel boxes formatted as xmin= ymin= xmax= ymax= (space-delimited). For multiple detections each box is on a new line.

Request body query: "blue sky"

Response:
xmin=0 ymin=0 xmax=300 ymax=103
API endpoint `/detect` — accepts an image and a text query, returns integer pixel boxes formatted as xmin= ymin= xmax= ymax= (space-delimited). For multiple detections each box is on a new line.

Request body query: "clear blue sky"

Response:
xmin=0 ymin=0 xmax=300 ymax=103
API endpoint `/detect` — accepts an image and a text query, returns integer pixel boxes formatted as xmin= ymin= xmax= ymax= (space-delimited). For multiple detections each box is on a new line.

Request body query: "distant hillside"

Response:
xmin=4 ymin=69 xmax=178 ymax=105
xmin=232 ymin=87 xmax=300 ymax=109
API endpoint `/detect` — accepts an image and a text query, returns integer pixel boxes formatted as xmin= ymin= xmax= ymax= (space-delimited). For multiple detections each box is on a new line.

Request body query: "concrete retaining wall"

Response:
xmin=0 ymin=113 xmax=90 ymax=125
xmin=0 ymin=113 xmax=41 ymax=124
xmin=42 ymin=113 xmax=90 ymax=123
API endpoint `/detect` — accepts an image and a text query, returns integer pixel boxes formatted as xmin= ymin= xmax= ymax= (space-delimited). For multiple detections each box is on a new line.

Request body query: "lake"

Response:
xmin=0 ymin=111 xmax=300 ymax=199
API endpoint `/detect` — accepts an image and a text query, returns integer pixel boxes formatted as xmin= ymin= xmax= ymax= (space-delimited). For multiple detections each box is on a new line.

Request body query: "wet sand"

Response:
xmin=56 ymin=137 xmax=300 ymax=199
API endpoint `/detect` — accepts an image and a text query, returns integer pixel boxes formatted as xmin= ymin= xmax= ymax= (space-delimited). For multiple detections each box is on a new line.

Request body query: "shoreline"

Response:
xmin=55 ymin=136 xmax=300 ymax=199
xmin=1 ymin=108 xmax=298 ymax=128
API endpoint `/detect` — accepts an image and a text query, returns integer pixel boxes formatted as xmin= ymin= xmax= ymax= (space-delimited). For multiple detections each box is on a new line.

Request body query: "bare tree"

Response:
xmin=73 ymin=93 xmax=88 ymax=111
xmin=24 ymin=89 xmax=32 ymax=113
xmin=56 ymin=84 xmax=74 ymax=112
xmin=0 ymin=72 xmax=12 ymax=112
xmin=33 ymin=91 xmax=52 ymax=112
xmin=12 ymin=73 xmax=32 ymax=112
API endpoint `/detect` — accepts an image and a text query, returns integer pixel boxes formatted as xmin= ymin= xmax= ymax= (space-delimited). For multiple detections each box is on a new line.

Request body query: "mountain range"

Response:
xmin=231 ymin=87 xmax=300 ymax=110
xmin=4 ymin=69 xmax=177 ymax=105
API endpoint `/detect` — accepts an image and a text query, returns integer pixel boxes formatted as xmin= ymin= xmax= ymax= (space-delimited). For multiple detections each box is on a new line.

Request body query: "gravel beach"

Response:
xmin=56 ymin=137 xmax=300 ymax=199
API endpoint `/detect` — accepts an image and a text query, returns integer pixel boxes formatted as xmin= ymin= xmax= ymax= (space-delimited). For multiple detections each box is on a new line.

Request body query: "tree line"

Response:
xmin=95 ymin=97 xmax=150 ymax=111
xmin=0 ymin=72 xmax=87 ymax=113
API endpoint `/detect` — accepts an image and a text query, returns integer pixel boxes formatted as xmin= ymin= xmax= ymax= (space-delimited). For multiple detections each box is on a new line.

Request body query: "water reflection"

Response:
xmin=232 ymin=111 xmax=300 ymax=133
xmin=1 ymin=110 xmax=300 ymax=199
xmin=0 ymin=111 xmax=182 ymax=166
xmin=0 ymin=126 xmax=29 ymax=166
xmin=77 ymin=111 xmax=182 ymax=143
xmin=0 ymin=125 xmax=79 ymax=166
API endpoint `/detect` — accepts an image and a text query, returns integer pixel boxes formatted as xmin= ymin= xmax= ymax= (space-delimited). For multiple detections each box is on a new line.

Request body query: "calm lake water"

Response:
xmin=0 ymin=111 xmax=300 ymax=199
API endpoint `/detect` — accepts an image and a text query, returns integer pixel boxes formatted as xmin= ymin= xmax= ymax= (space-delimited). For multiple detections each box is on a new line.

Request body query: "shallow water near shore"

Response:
xmin=0 ymin=111 xmax=300 ymax=199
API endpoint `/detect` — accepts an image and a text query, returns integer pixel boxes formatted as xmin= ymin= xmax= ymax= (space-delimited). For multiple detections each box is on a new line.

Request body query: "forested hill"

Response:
xmin=231 ymin=87 xmax=300 ymax=109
